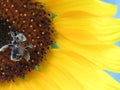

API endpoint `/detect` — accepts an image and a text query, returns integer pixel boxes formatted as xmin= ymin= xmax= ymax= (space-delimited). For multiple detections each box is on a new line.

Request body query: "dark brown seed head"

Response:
xmin=0 ymin=0 xmax=54 ymax=81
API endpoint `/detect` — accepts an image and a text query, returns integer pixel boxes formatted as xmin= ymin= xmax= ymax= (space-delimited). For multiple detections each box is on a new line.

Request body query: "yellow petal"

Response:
xmin=56 ymin=34 xmax=120 ymax=72
xmin=5 ymin=50 xmax=120 ymax=90
xmin=54 ymin=17 xmax=106 ymax=45
xmin=94 ymin=18 xmax=120 ymax=42
xmin=54 ymin=14 xmax=120 ymax=44
xmin=1 ymin=0 xmax=119 ymax=90
xmin=37 ymin=0 xmax=116 ymax=16
xmin=45 ymin=50 xmax=120 ymax=90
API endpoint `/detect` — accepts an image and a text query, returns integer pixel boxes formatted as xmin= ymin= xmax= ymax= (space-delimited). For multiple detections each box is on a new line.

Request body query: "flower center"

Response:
xmin=0 ymin=0 xmax=54 ymax=81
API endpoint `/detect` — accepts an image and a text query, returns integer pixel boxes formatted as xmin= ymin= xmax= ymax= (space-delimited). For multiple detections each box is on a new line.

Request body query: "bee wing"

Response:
xmin=24 ymin=50 xmax=30 ymax=61
xmin=0 ymin=45 xmax=9 ymax=52
xmin=26 ymin=44 xmax=33 ymax=48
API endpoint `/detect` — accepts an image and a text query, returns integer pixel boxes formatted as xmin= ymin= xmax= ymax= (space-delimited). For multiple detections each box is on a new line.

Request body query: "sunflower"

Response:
xmin=0 ymin=0 xmax=120 ymax=90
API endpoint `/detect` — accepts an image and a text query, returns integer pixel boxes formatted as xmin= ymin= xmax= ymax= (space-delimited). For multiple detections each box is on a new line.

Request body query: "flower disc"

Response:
xmin=0 ymin=0 xmax=54 ymax=81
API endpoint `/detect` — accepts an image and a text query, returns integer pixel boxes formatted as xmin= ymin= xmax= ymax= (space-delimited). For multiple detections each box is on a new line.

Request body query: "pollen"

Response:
xmin=33 ymin=29 xmax=36 ymax=32
xmin=30 ymin=19 xmax=34 ymax=22
xmin=37 ymin=52 xmax=40 ymax=55
xmin=32 ymin=39 xmax=35 ymax=42
xmin=39 ymin=24 xmax=42 ymax=27
xmin=42 ymin=32 xmax=45 ymax=35
xmin=37 ymin=36 xmax=40 ymax=39
xmin=22 ymin=29 xmax=25 ymax=32
xmin=23 ymin=13 xmax=27 ymax=17
xmin=0 ymin=0 xmax=54 ymax=82
xmin=5 ymin=8 xmax=8 ymax=12
xmin=22 ymin=20 xmax=26 ymax=23
xmin=15 ymin=10 xmax=18 ymax=13
xmin=20 ymin=13 xmax=23 ymax=16
xmin=6 ymin=0 xmax=9 ymax=2
xmin=6 ymin=19 xmax=9 ymax=22
xmin=28 ymin=34 xmax=31 ymax=37
xmin=32 ymin=12 xmax=35 ymax=16
xmin=12 ymin=21 xmax=15 ymax=24
xmin=11 ymin=5 xmax=14 ymax=8
xmin=30 ymin=25 xmax=33 ymax=28
xmin=23 ymin=5 xmax=27 ymax=8
xmin=34 ymin=45 xmax=37 ymax=48
xmin=8 ymin=25 xmax=11 ymax=29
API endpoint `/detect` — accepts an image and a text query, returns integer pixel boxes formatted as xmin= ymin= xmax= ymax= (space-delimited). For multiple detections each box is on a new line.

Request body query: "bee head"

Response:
xmin=16 ymin=33 xmax=27 ymax=42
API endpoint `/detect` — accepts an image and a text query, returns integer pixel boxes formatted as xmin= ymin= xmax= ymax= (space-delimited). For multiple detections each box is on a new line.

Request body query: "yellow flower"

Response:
xmin=0 ymin=0 xmax=120 ymax=90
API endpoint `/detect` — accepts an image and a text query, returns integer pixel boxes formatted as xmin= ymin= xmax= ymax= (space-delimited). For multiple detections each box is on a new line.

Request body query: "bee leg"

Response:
xmin=24 ymin=50 xmax=30 ymax=61
xmin=0 ymin=45 xmax=9 ymax=52
xmin=10 ymin=56 xmax=21 ymax=62
xmin=10 ymin=46 xmax=21 ymax=61
xmin=10 ymin=52 xmax=21 ymax=62
xmin=10 ymin=31 xmax=16 ymax=40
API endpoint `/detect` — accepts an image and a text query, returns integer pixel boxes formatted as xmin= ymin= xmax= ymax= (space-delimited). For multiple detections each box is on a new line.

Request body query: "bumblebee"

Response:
xmin=0 ymin=31 xmax=33 ymax=61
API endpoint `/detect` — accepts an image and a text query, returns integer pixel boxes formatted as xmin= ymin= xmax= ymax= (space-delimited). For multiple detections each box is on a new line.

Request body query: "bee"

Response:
xmin=0 ymin=31 xmax=33 ymax=61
